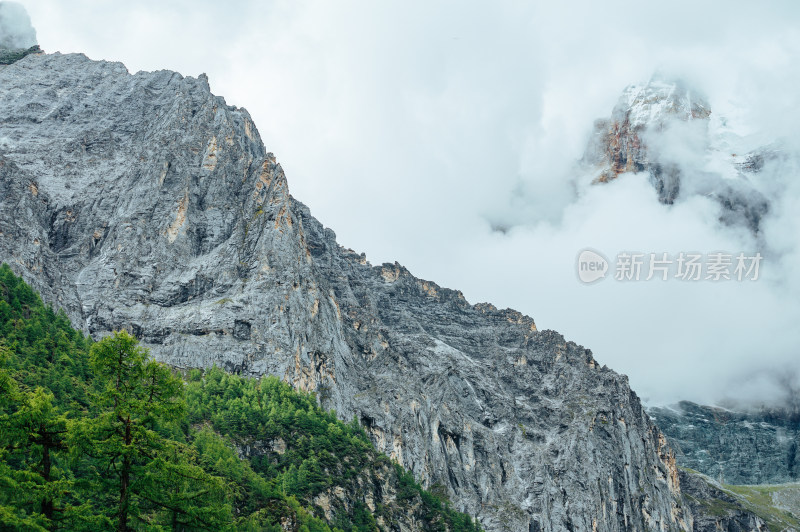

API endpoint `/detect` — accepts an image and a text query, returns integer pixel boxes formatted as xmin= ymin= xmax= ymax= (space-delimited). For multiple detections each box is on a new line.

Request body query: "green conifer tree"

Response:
xmin=70 ymin=331 xmax=231 ymax=531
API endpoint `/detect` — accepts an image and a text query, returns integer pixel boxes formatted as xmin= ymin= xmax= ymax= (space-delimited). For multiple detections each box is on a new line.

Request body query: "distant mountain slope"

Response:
xmin=0 ymin=51 xmax=692 ymax=530
xmin=678 ymin=468 xmax=800 ymax=532
xmin=649 ymin=401 xmax=800 ymax=485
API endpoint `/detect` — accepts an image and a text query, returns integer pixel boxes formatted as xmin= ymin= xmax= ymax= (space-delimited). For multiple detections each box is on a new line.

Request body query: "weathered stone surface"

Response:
xmin=0 ymin=52 xmax=694 ymax=530
xmin=649 ymin=402 xmax=800 ymax=486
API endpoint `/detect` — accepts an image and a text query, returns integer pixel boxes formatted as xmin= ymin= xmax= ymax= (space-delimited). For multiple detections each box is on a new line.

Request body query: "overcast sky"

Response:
xmin=13 ymin=0 xmax=800 ymax=405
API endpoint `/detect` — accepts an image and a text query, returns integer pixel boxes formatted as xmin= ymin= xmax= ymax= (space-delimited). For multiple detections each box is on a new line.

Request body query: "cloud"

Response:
xmin=16 ymin=0 xmax=800 ymax=406
xmin=0 ymin=1 xmax=37 ymax=49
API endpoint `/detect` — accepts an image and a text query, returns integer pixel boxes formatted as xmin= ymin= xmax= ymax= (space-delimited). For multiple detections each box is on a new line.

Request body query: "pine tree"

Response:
xmin=8 ymin=387 xmax=69 ymax=522
xmin=70 ymin=331 xmax=231 ymax=531
xmin=0 ymin=346 xmax=53 ymax=531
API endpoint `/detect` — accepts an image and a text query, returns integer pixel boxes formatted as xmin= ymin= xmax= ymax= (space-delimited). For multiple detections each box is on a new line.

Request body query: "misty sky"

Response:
xmin=13 ymin=0 xmax=800 ymax=405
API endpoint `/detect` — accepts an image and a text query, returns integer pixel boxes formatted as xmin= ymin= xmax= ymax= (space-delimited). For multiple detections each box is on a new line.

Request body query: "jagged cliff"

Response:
xmin=0 ymin=52 xmax=698 ymax=530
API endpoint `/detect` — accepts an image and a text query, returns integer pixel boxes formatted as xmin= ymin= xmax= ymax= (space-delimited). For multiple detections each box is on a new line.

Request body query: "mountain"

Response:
xmin=583 ymin=77 xmax=711 ymax=203
xmin=649 ymin=401 xmax=800 ymax=485
xmin=582 ymin=76 xmax=770 ymax=232
xmin=649 ymin=401 xmax=800 ymax=530
xmin=580 ymin=77 xmax=800 ymax=529
xmin=676 ymin=469 xmax=800 ymax=532
xmin=0 ymin=51 xmax=701 ymax=530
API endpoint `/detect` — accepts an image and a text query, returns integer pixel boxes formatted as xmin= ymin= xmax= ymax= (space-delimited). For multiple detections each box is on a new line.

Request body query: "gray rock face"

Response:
xmin=649 ymin=402 xmax=800 ymax=485
xmin=0 ymin=52 xmax=693 ymax=530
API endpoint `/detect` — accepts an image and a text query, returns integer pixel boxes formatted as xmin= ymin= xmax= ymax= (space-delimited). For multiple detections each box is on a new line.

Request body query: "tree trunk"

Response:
xmin=118 ymin=418 xmax=132 ymax=532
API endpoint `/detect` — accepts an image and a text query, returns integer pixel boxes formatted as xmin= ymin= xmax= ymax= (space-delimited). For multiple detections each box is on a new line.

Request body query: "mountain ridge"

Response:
xmin=0 ymin=50 xmax=740 ymax=530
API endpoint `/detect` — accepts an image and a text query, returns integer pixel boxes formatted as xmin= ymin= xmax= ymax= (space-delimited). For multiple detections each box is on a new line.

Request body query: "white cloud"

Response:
xmin=0 ymin=1 xmax=37 ymax=48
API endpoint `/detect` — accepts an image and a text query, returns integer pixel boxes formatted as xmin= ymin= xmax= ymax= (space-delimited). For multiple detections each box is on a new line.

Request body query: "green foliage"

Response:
xmin=0 ymin=264 xmax=481 ymax=531
xmin=391 ymin=464 xmax=481 ymax=531
xmin=69 ymin=331 xmax=232 ymax=531
xmin=0 ymin=265 xmax=93 ymax=529
xmin=185 ymin=367 xmax=373 ymax=499
xmin=0 ymin=45 xmax=40 ymax=65
xmin=185 ymin=367 xmax=481 ymax=531
xmin=0 ymin=264 xmax=92 ymax=410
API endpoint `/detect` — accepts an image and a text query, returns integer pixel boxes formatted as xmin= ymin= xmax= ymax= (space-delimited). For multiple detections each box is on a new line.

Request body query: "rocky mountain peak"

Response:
xmin=582 ymin=75 xmax=772 ymax=232
xmin=583 ymin=76 xmax=711 ymax=203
